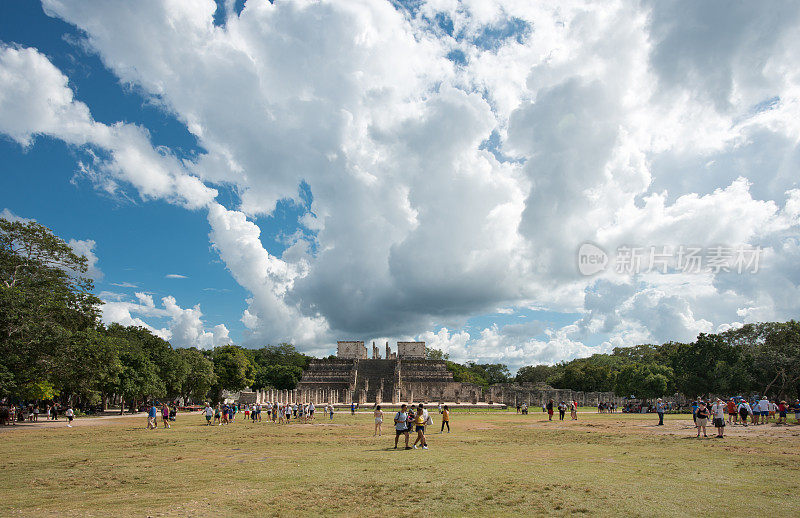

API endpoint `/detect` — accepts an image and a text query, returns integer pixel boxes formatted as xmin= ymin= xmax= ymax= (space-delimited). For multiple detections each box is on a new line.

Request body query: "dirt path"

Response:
xmin=0 ymin=412 xmax=147 ymax=432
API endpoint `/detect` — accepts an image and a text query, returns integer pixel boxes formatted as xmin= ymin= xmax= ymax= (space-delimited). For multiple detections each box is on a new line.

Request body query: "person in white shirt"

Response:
xmin=758 ymin=397 xmax=770 ymax=425
xmin=737 ymin=400 xmax=752 ymax=427
xmin=710 ymin=398 xmax=726 ymax=438
xmin=203 ymin=404 xmax=214 ymax=426
xmin=65 ymin=407 xmax=74 ymax=427
xmin=309 ymin=402 xmax=315 ymax=421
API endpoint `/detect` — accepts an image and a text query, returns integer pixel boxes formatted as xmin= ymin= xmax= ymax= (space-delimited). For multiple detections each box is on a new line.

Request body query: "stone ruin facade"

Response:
xmin=397 ymin=341 xmax=426 ymax=358
xmin=336 ymin=340 xmax=367 ymax=359
xmin=287 ymin=340 xmax=622 ymax=407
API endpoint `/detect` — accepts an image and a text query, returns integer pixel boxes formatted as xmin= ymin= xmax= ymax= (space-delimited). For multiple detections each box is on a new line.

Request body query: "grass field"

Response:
xmin=1 ymin=410 xmax=799 ymax=517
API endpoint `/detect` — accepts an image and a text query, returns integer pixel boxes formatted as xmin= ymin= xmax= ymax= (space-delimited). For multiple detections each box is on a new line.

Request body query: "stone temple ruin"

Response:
xmin=287 ymin=340 xmax=620 ymax=407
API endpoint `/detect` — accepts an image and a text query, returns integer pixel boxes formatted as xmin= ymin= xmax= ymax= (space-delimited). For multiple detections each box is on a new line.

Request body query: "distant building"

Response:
xmin=336 ymin=340 xmax=367 ymax=359
xmin=397 ymin=341 xmax=426 ymax=358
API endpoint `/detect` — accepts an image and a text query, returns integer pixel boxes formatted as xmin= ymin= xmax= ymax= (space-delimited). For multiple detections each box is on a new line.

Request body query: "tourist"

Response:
xmin=726 ymin=399 xmax=737 ymax=425
xmin=203 ymin=404 xmax=213 ymax=425
xmin=711 ymin=398 xmax=725 ymax=438
xmin=161 ymin=404 xmax=171 ymax=429
xmin=309 ymin=402 xmax=315 ymax=421
xmin=546 ymin=399 xmax=554 ymax=421
xmin=8 ymin=404 xmax=16 ymax=425
xmin=597 ymin=402 xmax=603 ymax=414
xmin=351 ymin=402 xmax=356 ymax=415
xmin=65 ymin=406 xmax=74 ymax=427
xmin=244 ymin=405 xmax=250 ymax=420
xmin=758 ymin=396 xmax=770 ymax=425
xmin=147 ymin=404 xmax=157 ymax=429
xmin=33 ymin=405 xmax=39 ymax=422
xmin=516 ymin=403 xmax=521 ymax=414
xmin=51 ymin=403 xmax=58 ymax=421
xmin=558 ymin=401 xmax=566 ymax=421
xmin=656 ymin=398 xmax=665 ymax=426
xmin=328 ymin=403 xmax=334 ymax=421
xmin=394 ymin=404 xmax=411 ymax=449
xmin=412 ymin=403 xmax=428 ymax=450
xmin=214 ymin=404 xmax=221 ymax=425
xmin=374 ymin=405 xmax=383 ymax=436
xmin=695 ymin=401 xmax=710 ymax=438
xmin=793 ymin=400 xmax=800 ymax=423
xmin=441 ymin=405 xmax=450 ymax=433
xmin=438 ymin=402 xmax=443 ymax=415
xmin=691 ymin=400 xmax=698 ymax=423
xmin=769 ymin=400 xmax=777 ymax=422
xmin=776 ymin=401 xmax=787 ymax=425
xmin=170 ymin=404 xmax=177 ymax=421
xmin=736 ymin=399 xmax=750 ymax=426
xmin=571 ymin=400 xmax=578 ymax=420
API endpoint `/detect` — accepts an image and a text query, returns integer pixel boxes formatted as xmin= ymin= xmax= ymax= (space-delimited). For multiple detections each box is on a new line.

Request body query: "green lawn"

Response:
xmin=1 ymin=411 xmax=798 ymax=517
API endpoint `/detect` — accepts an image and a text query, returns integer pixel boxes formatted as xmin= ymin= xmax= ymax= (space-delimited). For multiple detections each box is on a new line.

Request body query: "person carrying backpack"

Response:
xmin=394 ymin=404 xmax=411 ymax=450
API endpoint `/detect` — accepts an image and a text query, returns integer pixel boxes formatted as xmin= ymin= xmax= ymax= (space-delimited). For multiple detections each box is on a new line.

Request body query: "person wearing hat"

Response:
xmin=737 ymin=399 xmax=752 ymax=427
xmin=656 ymin=398 xmax=665 ymax=426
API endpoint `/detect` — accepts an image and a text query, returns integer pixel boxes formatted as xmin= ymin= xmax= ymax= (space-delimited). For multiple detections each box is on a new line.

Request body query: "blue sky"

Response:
xmin=2 ymin=1 xmax=799 ymax=369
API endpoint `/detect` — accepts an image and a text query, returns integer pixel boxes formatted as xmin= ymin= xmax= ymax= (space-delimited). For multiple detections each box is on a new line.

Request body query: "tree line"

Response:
xmin=0 ymin=217 xmax=310 ymax=410
xmin=431 ymin=322 xmax=800 ymax=400
xmin=3 ymin=216 xmax=798 ymax=407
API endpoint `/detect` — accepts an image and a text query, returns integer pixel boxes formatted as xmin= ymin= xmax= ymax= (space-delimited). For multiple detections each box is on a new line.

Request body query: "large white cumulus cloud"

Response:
xmin=0 ymin=0 xmax=798 ymax=365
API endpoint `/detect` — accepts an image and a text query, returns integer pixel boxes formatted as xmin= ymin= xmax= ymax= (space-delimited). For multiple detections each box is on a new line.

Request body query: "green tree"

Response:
xmin=178 ymin=347 xmax=217 ymax=404
xmin=614 ymin=363 xmax=673 ymax=399
xmin=0 ymin=218 xmax=100 ymax=398
xmin=673 ymin=333 xmax=737 ymax=397
xmin=426 ymin=348 xmax=449 ymax=361
xmin=252 ymin=364 xmax=304 ymax=390
xmin=515 ymin=364 xmax=555 ymax=383
xmin=211 ymin=345 xmax=254 ymax=400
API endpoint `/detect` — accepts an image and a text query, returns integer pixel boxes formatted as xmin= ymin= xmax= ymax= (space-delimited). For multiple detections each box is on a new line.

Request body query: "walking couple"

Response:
xmin=394 ymin=403 xmax=432 ymax=450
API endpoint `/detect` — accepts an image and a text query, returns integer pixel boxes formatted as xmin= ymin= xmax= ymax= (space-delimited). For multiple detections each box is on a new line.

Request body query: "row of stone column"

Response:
xmin=252 ymin=388 xmax=367 ymax=405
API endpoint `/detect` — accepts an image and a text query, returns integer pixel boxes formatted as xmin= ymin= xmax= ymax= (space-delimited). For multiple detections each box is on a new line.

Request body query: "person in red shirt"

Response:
xmin=777 ymin=401 xmax=788 ymax=425
xmin=726 ymin=399 xmax=737 ymax=424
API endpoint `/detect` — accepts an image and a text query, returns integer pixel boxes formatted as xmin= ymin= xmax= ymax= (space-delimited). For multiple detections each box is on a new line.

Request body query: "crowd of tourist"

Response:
xmin=685 ymin=396 xmax=800 ymax=438
xmin=193 ymin=401 xmax=337 ymax=428
xmin=542 ymin=399 xmax=579 ymax=421
xmin=0 ymin=402 xmax=67 ymax=425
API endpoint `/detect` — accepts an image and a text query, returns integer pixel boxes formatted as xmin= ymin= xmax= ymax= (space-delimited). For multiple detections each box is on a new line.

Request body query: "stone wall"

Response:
xmin=337 ymin=341 xmax=367 ymax=359
xmin=397 ymin=341 xmax=426 ymax=358
xmin=294 ymin=359 xmax=621 ymax=407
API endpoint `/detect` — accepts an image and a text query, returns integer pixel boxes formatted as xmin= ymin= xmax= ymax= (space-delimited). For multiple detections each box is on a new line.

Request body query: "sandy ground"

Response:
xmin=4 ymin=410 xmax=799 ymax=440
xmin=0 ymin=412 xmax=147 ymax=432
xmin=526 ymin=412 xmax=800 ymax=439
